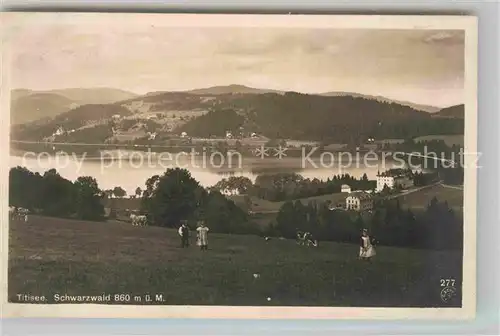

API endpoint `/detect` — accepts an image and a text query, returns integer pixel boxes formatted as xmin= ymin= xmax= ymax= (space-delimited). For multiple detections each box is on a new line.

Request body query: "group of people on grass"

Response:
xmin=178 ymin=220 xmax=209 ymax=250
xmin=177 ymin=219 xmax=375 ymax=260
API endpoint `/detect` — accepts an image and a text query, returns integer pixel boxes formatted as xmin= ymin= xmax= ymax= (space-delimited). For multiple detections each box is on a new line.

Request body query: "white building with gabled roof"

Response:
xmin=376 ymin=169 xmax=413 ymax=192
xmin=346 ymin=191 xmax=373 ymax=211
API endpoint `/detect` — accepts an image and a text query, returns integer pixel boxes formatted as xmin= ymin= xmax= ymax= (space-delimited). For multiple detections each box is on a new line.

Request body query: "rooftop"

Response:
xmin=347 ymin=191 xmax=372 ymax=201
xmin=376 ymin=168 xmax=411 ymax=178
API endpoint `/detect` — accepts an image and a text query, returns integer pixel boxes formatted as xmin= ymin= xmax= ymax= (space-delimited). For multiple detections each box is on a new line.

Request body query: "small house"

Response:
xmin=345 ymin=192 xmax=373 ymax=211
xmin=341 ymin=184 xmax=351 ymax=193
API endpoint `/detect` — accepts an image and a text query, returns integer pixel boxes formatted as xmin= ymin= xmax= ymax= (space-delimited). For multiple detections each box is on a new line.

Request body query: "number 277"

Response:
xmin=440 ymin=278 xmax=455 ymax=287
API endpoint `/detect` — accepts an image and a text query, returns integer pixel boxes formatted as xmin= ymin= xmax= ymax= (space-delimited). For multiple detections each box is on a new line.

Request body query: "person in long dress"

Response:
xmin=195 ymin=221 xmax=202 ymax=247
xmin=196 ymin=221 xmax=209 ymax=251
xmin=359 ymin=229 xmax=376 ymax=260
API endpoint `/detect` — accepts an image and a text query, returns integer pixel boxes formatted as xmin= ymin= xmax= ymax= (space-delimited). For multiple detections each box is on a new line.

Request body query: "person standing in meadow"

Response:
xmin=196 ymin=221 xmax=209 ymax=251
xmin=359 ymin=228 xmax=376 ymax=261
xmin=178 ymin=221 xmax=190 ymax=248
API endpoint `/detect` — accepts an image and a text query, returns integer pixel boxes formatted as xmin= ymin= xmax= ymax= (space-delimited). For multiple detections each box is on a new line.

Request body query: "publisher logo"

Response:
xmin=440 ymin=286 xmax=457 ymax=303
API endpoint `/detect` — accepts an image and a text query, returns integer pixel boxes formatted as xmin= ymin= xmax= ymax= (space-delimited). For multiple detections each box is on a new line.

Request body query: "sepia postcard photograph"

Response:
xmin=1 ymin=13 xmax=477 ymax=319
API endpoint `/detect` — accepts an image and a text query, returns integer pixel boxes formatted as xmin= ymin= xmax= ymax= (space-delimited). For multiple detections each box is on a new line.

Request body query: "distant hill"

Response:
xmin=184 ymin=85 xmax=441 ymax=114
xmin=48 ymin=88 xmax=138 ymax=105
xmin=11 ymin=104 xmax=132 ymax=141
xmin=11 ymin=89 xmax=35 ymax=101
xmin=186 ymin=84 xmax=283 ymax=95
xmin=119 ymin=91 xmax=215 ymax=109
xmin=10 ymin=88 xmax=138 ymax=125
xmin=185 ymin=86 xmax=442 ymax=113
xmin=54 ymin=104 xmax=132 ymax=125
xmin=11 ymin=87 xmax=464 ymax=144
xmin=10 ymin=93 xmax=77 ymax=125
xmin=320 ymin=91 xmax=441 ymax=113
xmin=178 ymin=92 xmax=440 ymax=142
xmin=433 ymin=104 xmax=464 ymax=118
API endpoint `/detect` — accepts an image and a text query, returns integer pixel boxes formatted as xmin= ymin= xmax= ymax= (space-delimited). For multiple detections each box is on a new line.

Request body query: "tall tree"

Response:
xmin=39 ymin=169 xmax=76 ymax=217
xmin=112 ymin=186 xmax=127 ymax=198
xmin=275 ymin=201 xmax=298 ymax=239
xmin=202 ymin=190 xmax=249 ymax=233
xmin=74 ymin=176 xmax=105 ymax=220
xmin=144 ymin=168 xmax=205 ymax=227
xmin=9 ymin=166 xmax=43 ymax=210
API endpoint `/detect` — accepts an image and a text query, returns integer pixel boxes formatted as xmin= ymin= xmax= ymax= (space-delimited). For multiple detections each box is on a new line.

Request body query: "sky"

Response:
xmin=9 ymin=25 xmax=465 ymax=107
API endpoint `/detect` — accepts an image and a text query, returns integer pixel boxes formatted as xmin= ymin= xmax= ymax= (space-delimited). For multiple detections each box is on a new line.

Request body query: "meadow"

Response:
xmin=8 ymin=216 xmax=462 ymax=307
xmin=228 ymin=193 xmax=349 ymax=228
xmin=230 ymin=193 xmax=349 ymax=213
xmin=395 ymin=184 xmax=464 ymax=211
xmin=413 ymin=134 xmax=464 ymax=147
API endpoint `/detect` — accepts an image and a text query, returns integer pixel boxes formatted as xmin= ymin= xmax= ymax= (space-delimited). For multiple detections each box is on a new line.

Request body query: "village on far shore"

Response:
xmin=102 ymin=166 xmax=461 ymax=229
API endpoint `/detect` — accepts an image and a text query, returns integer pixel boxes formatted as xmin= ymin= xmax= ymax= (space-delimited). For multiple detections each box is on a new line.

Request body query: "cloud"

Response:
xmin=9 ymin=26 xmax=465 ymax=107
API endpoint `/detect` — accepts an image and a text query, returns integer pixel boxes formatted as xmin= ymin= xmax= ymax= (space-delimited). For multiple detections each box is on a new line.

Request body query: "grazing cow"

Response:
xmin=306 ymin=233 xmax=319 ymax=247
xmin=130 ymin=214 xmax=147 ymax=226
xmin=296 ymin=231 xmax=318 ymax=247
xmin=13 ymin=207 xmax=29 ymax=222
xmin=21 ymin=209 xmax=29 ymax=222
xmin=296 ymin=231 xmax=304 ymax=245
xmin=9 ymin=206 xmax=16 ymax=221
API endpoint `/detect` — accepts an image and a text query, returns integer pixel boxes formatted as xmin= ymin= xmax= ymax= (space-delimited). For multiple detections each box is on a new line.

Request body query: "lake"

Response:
xmin=10 ymin=150 xmax=408 ymax=195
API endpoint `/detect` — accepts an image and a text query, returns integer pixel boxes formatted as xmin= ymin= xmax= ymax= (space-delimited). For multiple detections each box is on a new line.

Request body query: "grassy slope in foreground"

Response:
xmin=9 ymin=216 xmax=462 ymax=307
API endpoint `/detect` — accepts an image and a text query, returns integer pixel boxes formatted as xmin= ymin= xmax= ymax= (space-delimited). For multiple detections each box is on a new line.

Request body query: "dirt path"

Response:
xmin=440 ymin=183 xmax=464 ymax=190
